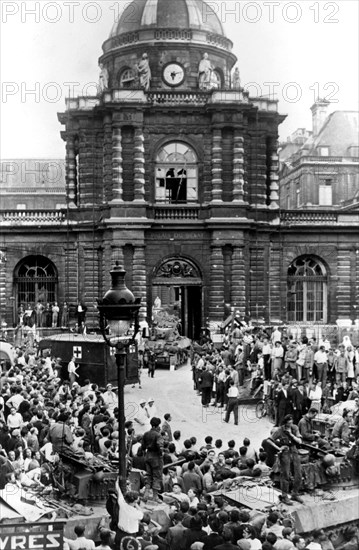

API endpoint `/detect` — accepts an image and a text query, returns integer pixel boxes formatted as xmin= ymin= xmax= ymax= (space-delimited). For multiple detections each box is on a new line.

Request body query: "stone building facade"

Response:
xmin=278 ymin=103 xmax=359 ymax=332
xmin=0 ymin=0 xmax=358 ymax=339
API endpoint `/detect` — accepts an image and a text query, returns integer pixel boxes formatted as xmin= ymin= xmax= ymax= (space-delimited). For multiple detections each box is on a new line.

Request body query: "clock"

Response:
xmin=162 ymin=63 xmax=185 ymax=87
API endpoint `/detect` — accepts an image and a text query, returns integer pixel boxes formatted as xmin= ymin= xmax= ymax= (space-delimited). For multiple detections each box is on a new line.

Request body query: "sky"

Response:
xmin=1 ymin=0 xmax=358 ymax=159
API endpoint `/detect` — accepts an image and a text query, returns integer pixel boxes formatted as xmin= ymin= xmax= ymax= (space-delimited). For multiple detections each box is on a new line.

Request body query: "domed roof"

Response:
xmin=110 ymin=0 xmax=225 ymax=38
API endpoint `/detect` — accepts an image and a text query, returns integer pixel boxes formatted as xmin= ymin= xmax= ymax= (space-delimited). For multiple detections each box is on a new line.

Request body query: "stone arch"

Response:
xmin=13 ymin=255 xmax=58 ymax=312
xmin=286 ymin=254 xmax=329 ymax=323
xmin=151 ymin=255 xmax=203 ymax=339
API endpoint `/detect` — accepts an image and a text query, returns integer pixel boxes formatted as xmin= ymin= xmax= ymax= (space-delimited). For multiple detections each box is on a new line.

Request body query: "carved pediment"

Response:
xmin=155 ymin=258 xmax=200 ymax=279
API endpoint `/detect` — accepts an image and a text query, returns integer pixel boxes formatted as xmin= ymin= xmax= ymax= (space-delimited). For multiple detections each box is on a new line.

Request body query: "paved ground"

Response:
xmin=124 ymin=362 xmax=273 ymax=451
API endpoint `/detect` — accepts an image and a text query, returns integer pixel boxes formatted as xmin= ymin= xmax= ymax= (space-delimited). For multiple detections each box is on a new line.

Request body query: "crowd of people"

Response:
xmin=0 ymin=324 xmax=359 ymax=549
xmin=108 ymin=417 xmax=359 ymax=550
xmin=191 ymin=325 xmax=359 ymax=429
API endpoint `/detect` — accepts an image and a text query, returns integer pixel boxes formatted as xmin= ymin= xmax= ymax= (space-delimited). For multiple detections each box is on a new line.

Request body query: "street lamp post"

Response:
xmin=97 ymin=262 xmax=141 ymax=494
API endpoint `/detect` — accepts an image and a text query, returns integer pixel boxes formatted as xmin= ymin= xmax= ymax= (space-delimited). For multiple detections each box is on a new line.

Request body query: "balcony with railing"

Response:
xmin=0 ymin=210 xmax=66 ymax=224
xmin=150 ymin=204 xmax=201 ymax=221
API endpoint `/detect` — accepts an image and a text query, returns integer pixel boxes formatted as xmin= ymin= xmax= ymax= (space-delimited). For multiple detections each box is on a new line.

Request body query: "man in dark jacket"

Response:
xmin=271 ymin=415 xmax=303 ymax=505
xmin=154 ymin=511 xmax=186 ymax=550
xmin=292 ymin=381 xmax=307 ymax=424
xmin=48 ymin=412 xmax=74 ymax=453
xmin=213 ymin=526 xmax=239 ymax=550
xmin=275 ymin=383 xmax=292 ymax=427
xmin=183 ymin=516 xmax=208 ymax=550
xmin=298 ymin=408 xmax=322 ymax=444
xmin=203 ymin=517 xmax=224 ymax=550
xmin=162 ymin=413 xmax=173 ymax=442
xmin=141 ymin=417 xmax=164 ymax=502
xmin=182 ymin=460 xmax=203 ymax=493
xmin=199 ymin=365 xmax=213 ymax=407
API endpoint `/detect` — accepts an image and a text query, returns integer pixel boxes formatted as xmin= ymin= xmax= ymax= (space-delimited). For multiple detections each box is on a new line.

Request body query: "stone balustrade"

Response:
xmin=147 ymin=91 xmax=209 ymax=105
xmin=281 ymin=211 xmax=338 ymax=224
xmin=153 ymin=205 xmax=200 ymax=220
xmin=294 ymin=155 xmax=359 ymax=165
xmin=65 ymin=89 xmax=282 ymax=110
xmin=1 ymin=187 xmax=65 ymax=194
xmin=0 ymin=210 xmax=66 ymax=223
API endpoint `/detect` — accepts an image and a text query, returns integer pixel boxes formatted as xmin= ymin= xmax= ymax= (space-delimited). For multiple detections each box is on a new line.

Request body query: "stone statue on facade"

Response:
xmin=98 ymin=63 xmax=109 ymax=93
xmin=198 ymin=53 xmax=213 ymax=90
xmin=136 ymin=53 xmax=151 ymax=91
xmin=232 ymin=67 xmax=241 ymax=89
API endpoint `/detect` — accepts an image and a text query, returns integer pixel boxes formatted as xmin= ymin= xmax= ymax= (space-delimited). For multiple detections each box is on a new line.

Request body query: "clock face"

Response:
xmin=162 ymin=63 xmax=185 ymax=87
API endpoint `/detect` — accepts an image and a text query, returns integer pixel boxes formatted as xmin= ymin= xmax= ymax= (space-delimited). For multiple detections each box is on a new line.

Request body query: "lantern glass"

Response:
xmin=107 ymin=319 xmax=134 ymax=346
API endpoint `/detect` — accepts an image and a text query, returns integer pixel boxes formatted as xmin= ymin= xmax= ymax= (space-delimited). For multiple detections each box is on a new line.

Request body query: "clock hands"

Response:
xmin=170 ymin=70 xmax=182 ymax=80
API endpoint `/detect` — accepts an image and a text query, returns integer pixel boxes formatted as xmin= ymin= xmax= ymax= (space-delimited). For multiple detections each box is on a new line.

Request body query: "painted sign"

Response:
xmin=0 ymin=523 xmax=64 ymax=550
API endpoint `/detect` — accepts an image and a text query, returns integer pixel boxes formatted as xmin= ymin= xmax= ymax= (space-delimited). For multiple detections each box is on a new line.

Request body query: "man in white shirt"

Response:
xmin=65 ymin=525 xmax=95 ymax=550
xmin=16 ymin=352 xmax=27 ymax=367
xmin=308 ymin=381 xmax=322 ymax=412
xmin=102 ymin=384 xmax=117 ymax=416
xmin=68 ymin=356 xmax=79 ymax=388
xmin=313 ymin=346 xmax=328 ymax=384
xmin=271 ymin=326 xmax=282 ymax=345
xmin=224 ymin=379 xmax=239 ymax=425
xmin=6 ymin=390 xmax=24 ymax=412
xmin=115 ymin=480 xmax=150 ymax=546
xmin=133 ymin=399 xmax=151 ymax=435
xmin=7 ymin=408 xmax=23 ymax=431
xmin=145 ymin=398 xmax=157 ymax=421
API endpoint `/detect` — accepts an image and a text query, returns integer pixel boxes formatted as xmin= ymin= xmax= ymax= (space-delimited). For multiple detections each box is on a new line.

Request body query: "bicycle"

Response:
xmin=255 ymin=395 xmax=276 ymax=423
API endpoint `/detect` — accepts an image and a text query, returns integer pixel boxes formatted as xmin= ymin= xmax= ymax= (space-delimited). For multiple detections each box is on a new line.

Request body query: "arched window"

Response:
xmin=287 ymin=256 xmax=328 ymax=322
xmin=14 ymin=256 xmax=58 ymax=309
xmin=155 ymin=142 xmax=198 ymax=204
xmin=119 ymin=68 xmax=136 ymax=88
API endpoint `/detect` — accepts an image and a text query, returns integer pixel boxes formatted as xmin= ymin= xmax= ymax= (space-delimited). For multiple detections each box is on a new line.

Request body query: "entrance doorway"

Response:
xmin=152 ymin=258 xmax=202 ymax=340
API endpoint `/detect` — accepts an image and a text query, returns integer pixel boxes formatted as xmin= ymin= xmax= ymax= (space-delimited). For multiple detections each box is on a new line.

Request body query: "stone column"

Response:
xmin=103 ymin=115 xmax=113 ymax=203
xmin=132 ymin=245 xmax=147 ymax=316
xmin=250 ymin=136 xmax=267 ymax=207
xmin=211 ymin=128 xmax=223 ymax=202
xmin=0 ymin=250 xmax=7 ymax=324
xmin=209 ymin=245 xmax=225 ymax=321
xmin=231 ymin=246 xmax=246 ymax=315
xmin=133 ymin=128 xmax=145 ymax=202
xmin=112 ymin=126 xmax=123 ymax=202
xmin=66 ymin=135 xmax=77 ymax=207
xmin=232 ymin=131 xmax=245 ymax=203
xmin=268 ymin=140 xmax=280 ymax=210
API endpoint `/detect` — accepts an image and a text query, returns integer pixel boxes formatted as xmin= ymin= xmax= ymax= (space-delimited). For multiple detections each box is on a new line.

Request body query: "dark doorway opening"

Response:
xmin=152 ymin=284 xmax=202 ymax=341
xmin=186 ymin=286 xmax=202 ymax=340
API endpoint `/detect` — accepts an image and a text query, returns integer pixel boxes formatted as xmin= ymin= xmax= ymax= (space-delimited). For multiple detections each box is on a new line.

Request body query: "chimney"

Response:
xmin=311 ymin=98 xmax=330 ymax=137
